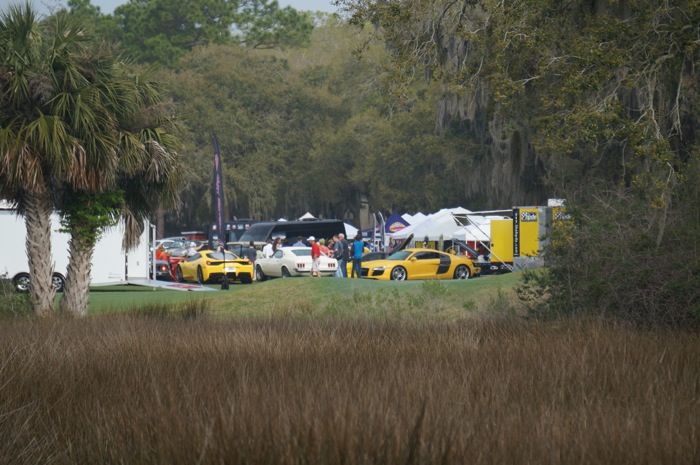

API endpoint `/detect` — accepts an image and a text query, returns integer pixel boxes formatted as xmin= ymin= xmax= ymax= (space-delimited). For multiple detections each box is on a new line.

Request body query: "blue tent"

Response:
xmin=384 ymin=212 xmax=410 ymax=233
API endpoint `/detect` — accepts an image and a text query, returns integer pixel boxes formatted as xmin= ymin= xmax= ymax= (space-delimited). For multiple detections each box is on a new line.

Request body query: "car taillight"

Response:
xmin=297 ymin=263 xmax=305 ymax=269
xmin=158 ymin=265 xmax=168 ymax=272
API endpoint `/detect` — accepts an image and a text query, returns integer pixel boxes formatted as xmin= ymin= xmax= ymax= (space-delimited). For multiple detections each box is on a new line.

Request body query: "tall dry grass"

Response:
xmin=1 ymin=313 xmax=697 ymax=464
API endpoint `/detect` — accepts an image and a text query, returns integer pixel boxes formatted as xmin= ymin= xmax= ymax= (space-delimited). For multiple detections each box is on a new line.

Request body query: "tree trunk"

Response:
xmin=157 ymin=206 xmax=165 ymax=239
xmin=61 ymin=233 xmax=95 ymax=318
xmin=23 ymin=191 xmax=56 ymax=318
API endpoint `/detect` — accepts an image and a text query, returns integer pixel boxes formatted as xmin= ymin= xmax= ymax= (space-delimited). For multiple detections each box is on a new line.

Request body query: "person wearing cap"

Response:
xmin=308 ymin=236 xmax=321 ymax=277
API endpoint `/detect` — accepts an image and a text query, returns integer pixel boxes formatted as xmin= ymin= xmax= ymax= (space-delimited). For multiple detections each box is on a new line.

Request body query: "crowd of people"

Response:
xmin=248 ymin=232 xmax=370 ymax=278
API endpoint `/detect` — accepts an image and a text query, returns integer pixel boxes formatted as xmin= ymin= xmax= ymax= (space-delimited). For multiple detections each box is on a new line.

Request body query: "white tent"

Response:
xmin=344 ymin=223 xmax=358 ymax=237
xmin=298 ymin=212 xmax=315 ymax=220
xmin=402 ymin=212 xmax=427 ymax=225
xmin=392 ymin=207 xmax=472 ymax=241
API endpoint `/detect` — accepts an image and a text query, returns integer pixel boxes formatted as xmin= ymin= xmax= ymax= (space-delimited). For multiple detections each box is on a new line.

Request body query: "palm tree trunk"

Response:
xmin=157 ymin=206 xmax=165 ymax=239
xmin=61 ymin=233 xmax=95 ymax=318
xmin=23 ymin=191 xmax=56 ymax=318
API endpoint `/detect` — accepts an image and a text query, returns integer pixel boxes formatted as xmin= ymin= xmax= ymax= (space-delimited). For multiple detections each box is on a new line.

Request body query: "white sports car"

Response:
xmin=255 ymin=247 xmax=338 ymax=280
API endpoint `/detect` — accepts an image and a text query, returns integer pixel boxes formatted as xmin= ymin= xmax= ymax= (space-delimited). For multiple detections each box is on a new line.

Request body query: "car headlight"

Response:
xmin=372 ymin=266 xmax=386 ymax=272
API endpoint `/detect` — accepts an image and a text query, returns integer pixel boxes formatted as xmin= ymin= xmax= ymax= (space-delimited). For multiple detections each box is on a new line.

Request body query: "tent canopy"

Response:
xmin=451 ymin=215 xmax=509 ymax=242
xmin=344 ymin=223 xmax=358 ymax=238
xmin=385 ymin=212 xmax=410 ymax=233
xmin=392 ymin=207 xmax=471 ymax=241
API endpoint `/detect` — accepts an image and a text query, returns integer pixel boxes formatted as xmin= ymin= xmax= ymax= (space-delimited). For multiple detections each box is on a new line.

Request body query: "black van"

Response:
xmin=209 ymin=219 xmax=257 ymax=247
xmin=227 ymin=219 xmax=346 ymax=255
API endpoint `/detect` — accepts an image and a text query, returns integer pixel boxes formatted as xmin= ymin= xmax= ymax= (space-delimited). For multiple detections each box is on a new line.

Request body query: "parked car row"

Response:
xmin=149 ymin=234 xmax=478 ymax=285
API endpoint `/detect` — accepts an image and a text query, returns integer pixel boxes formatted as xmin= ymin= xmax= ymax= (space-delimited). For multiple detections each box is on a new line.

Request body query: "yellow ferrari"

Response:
xmin=175 ymin=250 xmax=254 ymax=284
xmin=361 ymin=248 xmax=477 ymax=280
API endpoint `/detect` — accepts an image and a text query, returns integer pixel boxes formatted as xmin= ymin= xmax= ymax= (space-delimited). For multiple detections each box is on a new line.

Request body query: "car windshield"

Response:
xmin=292 ymin=249 xmax=311 ymax=257
xmin=209 ymin=252 xmax=239 ymax=260
xmin=387 ymin=251 xmax=411 ymax=261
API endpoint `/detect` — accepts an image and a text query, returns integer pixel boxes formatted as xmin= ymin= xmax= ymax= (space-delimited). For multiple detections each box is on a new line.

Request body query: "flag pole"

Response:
xmin=213 ymin=133 xmax=229 ymax=290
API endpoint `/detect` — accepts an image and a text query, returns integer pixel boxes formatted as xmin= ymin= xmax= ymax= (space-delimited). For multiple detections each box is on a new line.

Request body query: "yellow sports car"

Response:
xmin=361 ymin=248 xmax=477 ymax=280
xmin=175 ymin=250 xmax=253 ymax=284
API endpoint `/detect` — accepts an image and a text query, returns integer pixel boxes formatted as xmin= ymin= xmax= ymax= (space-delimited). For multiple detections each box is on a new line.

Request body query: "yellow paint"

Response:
xmin=518 ymin=207 xmax=540 ymax=257
xmin=490 ymin=219 xmax=513 ymax=263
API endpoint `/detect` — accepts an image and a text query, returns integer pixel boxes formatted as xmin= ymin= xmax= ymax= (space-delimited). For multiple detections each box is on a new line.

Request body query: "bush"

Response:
xmin=520 ymin=177 xmax=700 ymax=327
xmin=0 ymin=280 xmax=32 ymax=318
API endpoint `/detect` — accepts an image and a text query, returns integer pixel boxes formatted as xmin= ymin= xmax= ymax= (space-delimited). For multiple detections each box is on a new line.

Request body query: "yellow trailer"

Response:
xmin=482 ymin=219 xmax=513 ymax=273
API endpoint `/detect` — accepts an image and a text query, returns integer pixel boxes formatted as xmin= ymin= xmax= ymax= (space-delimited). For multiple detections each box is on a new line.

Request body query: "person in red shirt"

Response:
xmin=155 ymin=245 xmax=169 ymax=261
xmin=308 ymin=236 xmax=321 ymax=277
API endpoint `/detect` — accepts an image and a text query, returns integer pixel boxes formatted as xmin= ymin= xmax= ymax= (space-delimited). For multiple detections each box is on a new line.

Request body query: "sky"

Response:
xmin=36 ymin=0 xmax=339 ymax=15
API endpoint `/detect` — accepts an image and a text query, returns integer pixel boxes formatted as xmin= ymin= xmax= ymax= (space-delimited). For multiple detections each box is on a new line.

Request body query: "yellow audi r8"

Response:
xmin=361 ymin=248 xmax=477 ymax=281
xmin=176 ymin=250 xmax=254 ymax=284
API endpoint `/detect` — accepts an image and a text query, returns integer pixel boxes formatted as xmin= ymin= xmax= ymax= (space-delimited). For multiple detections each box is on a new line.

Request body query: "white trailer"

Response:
xmin=0 ymin=204 xmax=150 ymax=292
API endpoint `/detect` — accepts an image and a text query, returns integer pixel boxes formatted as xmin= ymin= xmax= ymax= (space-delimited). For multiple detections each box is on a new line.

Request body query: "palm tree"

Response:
xmin=0 ymin=4 xmax=88 ymax=316
xmin=59 ymin=70 xmax=182 ymax=318
xmin=1 ymin=3 xmax=182 ymax=317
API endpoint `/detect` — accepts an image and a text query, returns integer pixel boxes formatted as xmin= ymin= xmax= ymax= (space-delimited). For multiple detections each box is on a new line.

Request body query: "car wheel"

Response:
xmin=52 ymin=273 xmax=66 ymax=292
xmin=255 ymin=265 xmax=267 ymax=282
xmin=454 ymin=265 xmax=470 ymax=280
xmin=176 ymin=266 xmax=184 ymax=283
xmin=281 ymin=267 xmax=291 ymax=278
xmin=12 ymin=273 xmax=31 ymax=292
xmin=197 ymin=266 xmax=205 ymax=284
xmin=390 ymin=266 xmax=407 ymax=281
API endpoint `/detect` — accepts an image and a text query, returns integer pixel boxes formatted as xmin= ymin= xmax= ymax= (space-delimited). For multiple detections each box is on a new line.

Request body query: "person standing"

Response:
xmin=333 ymin=235 xmax=343 ymax=277
xmin=186 ymin=241 xmax=204 ymax=257
xmin=155 ymin=244 xmax=169 ymax=261
xmin=245 ymin=240 xmax=257 ymax=263
xmin=293 ymin=236 xmax=305 ymax=247
xmin=319 ymin=238 xmax=330 ymax=257
xmin=351 ymin=234 xmax=364 ymax=278
xmin=308 ymin=236 xmax=321 ymax=277
xmin=335 ymin=233 xmax=349 ymax=278
xmin=262 ymin=238 xmax=274 ymax=258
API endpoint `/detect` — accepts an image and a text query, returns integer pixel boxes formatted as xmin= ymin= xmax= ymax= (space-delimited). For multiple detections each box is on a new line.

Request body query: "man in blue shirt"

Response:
xmin=351 ymin=234 xmax=364 ymax=278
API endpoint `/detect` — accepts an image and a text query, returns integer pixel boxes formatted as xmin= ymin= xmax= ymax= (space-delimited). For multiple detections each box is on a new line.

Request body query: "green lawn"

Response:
xmin=83 ymin=272 xmax=524 ymax=318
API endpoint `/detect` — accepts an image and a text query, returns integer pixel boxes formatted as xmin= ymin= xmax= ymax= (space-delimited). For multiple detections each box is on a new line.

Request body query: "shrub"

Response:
xmin=522 ymin=175 xmax=700 ymax=327
xmin=0 ymin=281 xmax=32 ymax=319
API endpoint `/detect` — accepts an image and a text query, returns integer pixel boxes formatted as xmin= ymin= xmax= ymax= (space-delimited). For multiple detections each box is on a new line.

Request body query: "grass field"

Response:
xmin=85 ymin=272 xmax=523 ymax=317
xmin=1 ymin=273 xmax=698 ymax=464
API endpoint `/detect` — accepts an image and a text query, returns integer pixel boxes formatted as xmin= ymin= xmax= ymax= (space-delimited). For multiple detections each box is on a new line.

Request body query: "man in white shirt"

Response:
xmin=262 ymin=238 xmax=274 ymax=258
